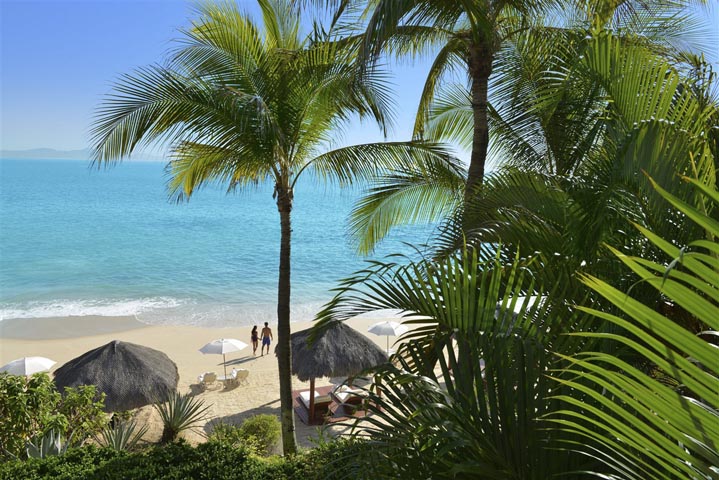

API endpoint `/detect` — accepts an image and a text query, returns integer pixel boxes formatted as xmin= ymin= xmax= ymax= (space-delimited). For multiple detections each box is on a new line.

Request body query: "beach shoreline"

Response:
xmin=0 ymin=314 xmax=403 ymax=448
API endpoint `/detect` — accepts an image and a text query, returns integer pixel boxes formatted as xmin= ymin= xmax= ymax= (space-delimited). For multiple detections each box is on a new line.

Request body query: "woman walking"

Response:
xmin=251 ymin=325 xmax=259 ymax=356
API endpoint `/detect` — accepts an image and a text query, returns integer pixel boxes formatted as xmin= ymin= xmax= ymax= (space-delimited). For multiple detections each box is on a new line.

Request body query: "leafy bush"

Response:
xmin=238 ymin=415 xmax=281 ymax=456
xmin=0 ymin=445 xmax=122 ymax=480
xmin=208 ymin=422 xmax=246 ymax=445
xmin=292 ymin=437 xmax=376 ymax=479
xmin=55 ymin=385 xmax=107 ymax=444
xmin=0 ymin=373 xmax=107 ymax=460
xmin=0 ymin=440 xmax=311 ymax=479
xmin=0 ymin=436 xmax=375 ymax=479
xmin=154 ymin=392 xmax=210 ymax=443
xmin=208 ymin=415 xmax=281 ymax=456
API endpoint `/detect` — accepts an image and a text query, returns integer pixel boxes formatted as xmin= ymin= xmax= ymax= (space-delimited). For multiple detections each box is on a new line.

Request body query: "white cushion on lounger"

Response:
xmin=299 ymin=390 xmax=331 ymax=408
xmin=333 ymin=385 xmax=368 ymax=403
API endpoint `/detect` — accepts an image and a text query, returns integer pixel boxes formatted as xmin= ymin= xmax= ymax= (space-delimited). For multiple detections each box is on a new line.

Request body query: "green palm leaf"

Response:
xmin=549 ymin=178 xmax=719 ymax=479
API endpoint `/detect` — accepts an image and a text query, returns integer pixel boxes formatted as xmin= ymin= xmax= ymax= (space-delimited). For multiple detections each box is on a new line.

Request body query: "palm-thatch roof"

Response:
xmin=289 ymin=322 xmax=388 ymax=381
xmin=54 ymin=340 xmax=178 ymax=412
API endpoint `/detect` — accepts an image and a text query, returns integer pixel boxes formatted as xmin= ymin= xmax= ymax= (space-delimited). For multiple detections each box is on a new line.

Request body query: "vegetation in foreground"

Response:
xmin=0 ymin=436 xmax=371 ymax=480
xmin=3 ymin=0 xmax=713 ymax=478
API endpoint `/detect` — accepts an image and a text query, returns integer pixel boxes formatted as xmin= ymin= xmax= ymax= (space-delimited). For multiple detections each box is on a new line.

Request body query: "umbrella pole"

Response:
xmin=309 ymin=377 xmax=316 ymax=423
xmin=386 ymin=335 xmax=389 ymax=354
xmin=223 ymin=353 xmax=227 ymax=378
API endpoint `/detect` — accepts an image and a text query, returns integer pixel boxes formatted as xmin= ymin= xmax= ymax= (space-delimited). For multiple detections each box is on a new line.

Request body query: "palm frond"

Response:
xmin=348 ymin=150 xmax=465 ymax=254
xmin=314 ymin=246 xmax=590 ymax=478
xmin=549 ymin=177 xmax=719 ymax=479
xmin=301 ymin=141 xmax=455 ymax=187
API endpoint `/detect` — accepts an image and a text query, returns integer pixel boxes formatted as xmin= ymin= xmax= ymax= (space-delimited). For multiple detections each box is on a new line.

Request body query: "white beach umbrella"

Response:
xmin=199 ymin=338 xmax=248 ymax=377
xmin=367 ymin=321 xmax=409 ymax=354
xmin=0 ymin=356 xmax=56 ymax=376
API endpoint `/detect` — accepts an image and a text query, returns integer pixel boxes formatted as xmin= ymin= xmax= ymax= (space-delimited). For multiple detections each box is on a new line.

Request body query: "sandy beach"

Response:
xmin=0 ymin=315 xmax=401 ymax=449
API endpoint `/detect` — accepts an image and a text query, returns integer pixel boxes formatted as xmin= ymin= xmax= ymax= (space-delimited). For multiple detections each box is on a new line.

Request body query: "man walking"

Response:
xmin=261 ymin=322 xmax=273 ymax=356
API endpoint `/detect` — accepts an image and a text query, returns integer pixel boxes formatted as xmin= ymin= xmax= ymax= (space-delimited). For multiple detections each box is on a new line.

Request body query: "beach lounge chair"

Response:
xmin=298 ymin=390 xmax=332 ymax=421
xmin=221 ymin=368 xmax=249 ymax=389
xmin=235 ymin=369 xmax=249 ymax=385
xmin=331 ymin=384 xmax=368 ymax=406
xmin=198 ymin=372 xmax=217 ymax=391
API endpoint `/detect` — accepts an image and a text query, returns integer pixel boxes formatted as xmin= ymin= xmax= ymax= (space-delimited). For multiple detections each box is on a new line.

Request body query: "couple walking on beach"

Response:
xmin=251 ymin=322 xmax=273 ymax=356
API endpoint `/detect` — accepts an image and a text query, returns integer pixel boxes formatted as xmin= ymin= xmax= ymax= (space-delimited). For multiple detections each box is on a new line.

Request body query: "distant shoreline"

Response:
xmin=0 ymin=150 xmax=165 ymax=162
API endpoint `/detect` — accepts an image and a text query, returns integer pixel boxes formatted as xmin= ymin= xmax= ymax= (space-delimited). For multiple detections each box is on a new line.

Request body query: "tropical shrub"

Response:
xmin=25 ymin=429 xmax=70 ymax=459
xmin=296 ymin=437 xmax=377 ymax=479
xmin=0 ymin=373 xmax=106 ymax=460
xmin=96 ymin=419 xmax=148 ymax=452
xmin=154 ymin=392 xmax=210 ymax=443
xmin=55 ymin=385 xmax=107 ymax=446
xmin=238 ymin=415 xmax=281 ymax=456
xmin=312 ymin=176 xmax=718 ymax=478
xmin=314 ymin=246 xmax=592 ymax=478
xmin=0 ymin=438 xmax=371 ymax=479
xmin=209 ymin=415 xmax=281 ymax=456
xmin=550 ymin=177 xmax=719 ymax=479
xmin=208 ymin=422 xmax=244 ymax=444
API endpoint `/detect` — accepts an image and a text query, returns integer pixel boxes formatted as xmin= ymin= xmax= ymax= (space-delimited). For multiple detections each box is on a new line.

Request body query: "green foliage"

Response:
xmin=209 ymin=415 xmax=281 ymax=456
xmin=238 ymin=415 xmax=281 ymax=456
xmin=0 ymin=373 xmax=107 ymax=460
xmin=154 ymin=392 xmax=210 ymax=444
xmin=96 ymin=419 xmax=148 ymax=452
xmin=0 ymin=373 xmax=60 ymax=459
xmin=208 ymin=422 xmax=245 ymax=445
xmin=315 ymin=246 xmax=590 ymax=478
xmin=56 ymin=385 xmax=107 ymax=446
xmin=25 ymin=430 xmax=70 ymax=459
xmin=295 ymin=437 xmax=377 ymax=479
xmin=0 ymin=438 xmax=372 ymax=479
xmin=550 ymin=178 xmax=719 ymax=479
xmin=0 ymin=445 xmax=122 ymax=480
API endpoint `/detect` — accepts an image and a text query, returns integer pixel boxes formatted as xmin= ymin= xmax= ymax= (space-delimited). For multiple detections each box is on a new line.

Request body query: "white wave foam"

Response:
xmin=0 ymin=297 xmax=396 ymax=329
xmin=0 ymin=297 xmax=186 ymax=320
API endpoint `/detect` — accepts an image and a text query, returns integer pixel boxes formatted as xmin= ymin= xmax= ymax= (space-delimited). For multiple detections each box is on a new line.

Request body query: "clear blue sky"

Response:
xmin=0 ymin=1 xmax=716 ymax=154
xmin=0 ymin=0 xmax=429 ymax=153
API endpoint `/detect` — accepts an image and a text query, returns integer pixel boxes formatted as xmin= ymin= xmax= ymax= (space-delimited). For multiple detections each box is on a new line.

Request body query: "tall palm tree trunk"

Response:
xmin=465 ymin=41 xmax=494 ymax=204
xmin=276 ymin=185 xmax=297 ymax=454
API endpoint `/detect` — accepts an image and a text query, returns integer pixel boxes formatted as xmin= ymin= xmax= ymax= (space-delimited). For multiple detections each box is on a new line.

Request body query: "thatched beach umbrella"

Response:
xmin=54 ymin=340 xmax=178 ymax=412
xmin=289 ymin=322 xmax=388 ymax=421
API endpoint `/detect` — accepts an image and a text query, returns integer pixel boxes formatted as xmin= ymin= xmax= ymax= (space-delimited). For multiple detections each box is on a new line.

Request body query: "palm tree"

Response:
xmin=549 ymin=177 xmax=719 ymax=479
xmin=333 ymin=0 xmax=713 ymax=253
xmin=350 ymin=21 xmax=718 ymax=256
xmin=344 ymin=0 xmax=560 ymax=203
xmin=313 ymin=175 xmax=718 ymax=479
xmin=90 ymin=0 xmax=450 ymax=454
xmin=312 ymin=242 xmax=594 ymax=477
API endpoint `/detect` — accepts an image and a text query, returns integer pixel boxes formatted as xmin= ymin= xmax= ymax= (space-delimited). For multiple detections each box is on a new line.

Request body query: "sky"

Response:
xmin=0 ymin=0 xmax=716 ymax=155
xmin=0 ymin=0 xmax=430 ymax=154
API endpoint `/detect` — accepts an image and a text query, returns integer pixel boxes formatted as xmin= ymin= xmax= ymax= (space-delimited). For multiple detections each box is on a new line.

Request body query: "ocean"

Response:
xmin=0 ymin=158 xmax=432 ymax=327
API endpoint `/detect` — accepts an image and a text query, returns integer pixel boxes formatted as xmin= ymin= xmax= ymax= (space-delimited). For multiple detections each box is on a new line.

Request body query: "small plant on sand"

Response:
xmin=96 ymin=419 xmax=149 ymax=451
xmin=154 ymin=392 xmax=210 ymax=444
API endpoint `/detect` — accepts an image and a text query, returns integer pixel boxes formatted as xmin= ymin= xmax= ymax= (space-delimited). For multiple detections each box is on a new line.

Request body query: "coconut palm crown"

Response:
xmin=90 ymin=0 xmax=453 ymax=454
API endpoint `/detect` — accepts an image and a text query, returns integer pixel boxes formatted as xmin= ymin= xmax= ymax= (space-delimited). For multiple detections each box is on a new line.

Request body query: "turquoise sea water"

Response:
xmin=0 ymin=159 xmax=431 ymax=327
